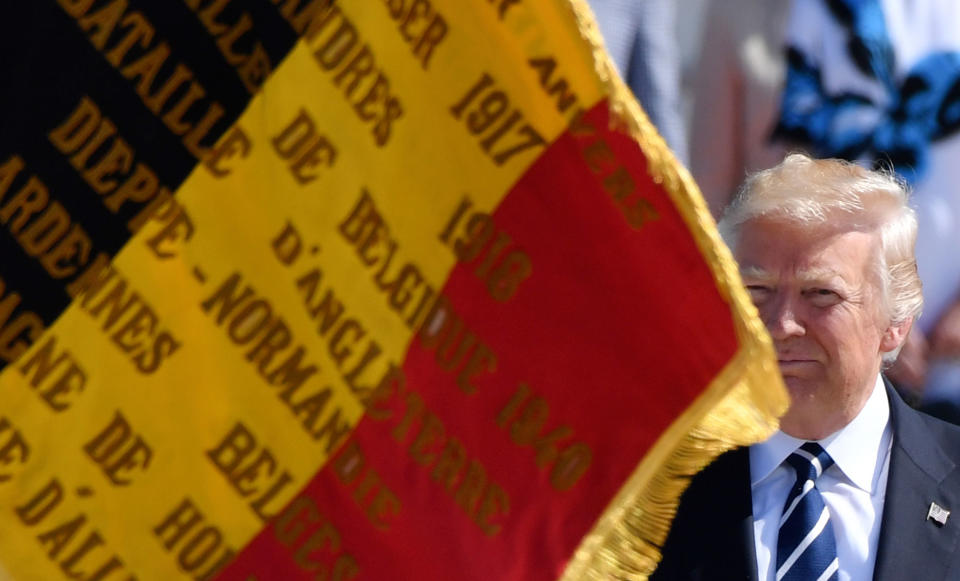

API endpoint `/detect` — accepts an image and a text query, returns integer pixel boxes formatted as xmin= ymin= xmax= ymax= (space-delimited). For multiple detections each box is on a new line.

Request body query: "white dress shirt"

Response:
xmin=749 ymin=375 xmax=892 ymax=581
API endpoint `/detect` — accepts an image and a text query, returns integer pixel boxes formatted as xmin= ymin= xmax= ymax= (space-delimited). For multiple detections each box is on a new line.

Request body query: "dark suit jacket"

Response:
xmin=651 ymin=384 xmax=960 ymax=580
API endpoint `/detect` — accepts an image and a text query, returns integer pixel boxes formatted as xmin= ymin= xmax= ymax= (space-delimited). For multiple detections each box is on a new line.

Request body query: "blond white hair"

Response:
xmin=719 ymin=153 xmax=922 ymax=362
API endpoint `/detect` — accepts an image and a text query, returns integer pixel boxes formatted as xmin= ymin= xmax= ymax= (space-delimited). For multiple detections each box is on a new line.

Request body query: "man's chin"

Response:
xmin=782 ymin=375 xmax=819 ymax=397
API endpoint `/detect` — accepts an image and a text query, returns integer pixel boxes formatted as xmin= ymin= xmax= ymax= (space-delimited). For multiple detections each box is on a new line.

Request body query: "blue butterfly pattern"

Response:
xmin=774 ymin=0 xmax=960 ymax=185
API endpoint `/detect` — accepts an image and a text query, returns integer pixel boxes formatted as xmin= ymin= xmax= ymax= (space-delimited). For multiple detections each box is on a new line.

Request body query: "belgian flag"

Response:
xmin=0 ymin=1 xmax=785 ymax=579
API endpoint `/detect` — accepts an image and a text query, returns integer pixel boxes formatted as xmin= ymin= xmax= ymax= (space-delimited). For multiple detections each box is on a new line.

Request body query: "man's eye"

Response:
xmin=746 ymin=285 xmax=770 ymax=301
xmin=806 ymin=288 xmax=841 ymax=306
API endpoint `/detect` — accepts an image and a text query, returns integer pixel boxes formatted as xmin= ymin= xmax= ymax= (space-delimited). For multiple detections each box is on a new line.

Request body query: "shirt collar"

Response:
xmin=750 ymin=374 xmax=891 ymax=492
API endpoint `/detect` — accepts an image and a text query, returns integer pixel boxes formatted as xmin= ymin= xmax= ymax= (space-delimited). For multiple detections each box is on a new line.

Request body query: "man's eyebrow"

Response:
xmin=739 ymin=266 xmax=773 ymax=282
xmin=795 ymin=267 xmax=849 ymax=286
xmin=738 ymin=266 xmax=852 ymax=289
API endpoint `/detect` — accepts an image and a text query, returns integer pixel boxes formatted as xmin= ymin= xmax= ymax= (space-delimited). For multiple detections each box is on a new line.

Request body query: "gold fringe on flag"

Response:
xmin=558 ymin=1 xmax=789 ymax=578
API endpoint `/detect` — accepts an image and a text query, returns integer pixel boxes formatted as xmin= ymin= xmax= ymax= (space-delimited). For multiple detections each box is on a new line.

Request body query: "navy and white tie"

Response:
xmin=776 ymin=442 xmax=839 ymax=581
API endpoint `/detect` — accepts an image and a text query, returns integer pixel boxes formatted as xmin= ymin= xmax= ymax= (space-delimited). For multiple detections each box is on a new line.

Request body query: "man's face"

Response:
xmin=736 ymin=217 xmax=903 ymax=439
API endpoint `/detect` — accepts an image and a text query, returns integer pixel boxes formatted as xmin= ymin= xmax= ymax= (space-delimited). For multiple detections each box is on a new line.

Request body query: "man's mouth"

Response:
xmin=778 ymin=359 xmax=817 ymax=372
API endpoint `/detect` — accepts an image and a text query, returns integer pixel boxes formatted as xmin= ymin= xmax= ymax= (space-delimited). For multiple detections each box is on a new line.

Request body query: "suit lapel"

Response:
xmin=873 ymin=385 xmax=960 ymax=580
xmin=700 ymin=448 xmax=758 ymax=580
xmin=654 ymin=447 xmax=758 ymax=580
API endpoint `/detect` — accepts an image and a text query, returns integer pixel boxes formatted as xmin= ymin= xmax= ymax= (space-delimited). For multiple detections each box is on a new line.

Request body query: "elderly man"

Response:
xmin=652 ymin=154 xmax=960 ymax=580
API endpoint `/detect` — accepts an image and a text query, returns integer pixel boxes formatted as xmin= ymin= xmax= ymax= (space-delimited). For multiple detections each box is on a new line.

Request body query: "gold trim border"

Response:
xmin=558 ymin=1 xmax=789 ymax=579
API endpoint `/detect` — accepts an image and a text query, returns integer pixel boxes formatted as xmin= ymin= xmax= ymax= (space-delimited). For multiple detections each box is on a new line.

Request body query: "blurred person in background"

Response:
xmin=689 ymin=0 xmax=793 ymax=219
xmin=588 ymin=0 xmax=688 ymax=165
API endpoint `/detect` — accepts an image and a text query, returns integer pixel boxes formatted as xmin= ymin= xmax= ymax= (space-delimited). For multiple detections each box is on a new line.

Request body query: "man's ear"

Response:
xmin=881 ymin=317 xmax=912 ymax=354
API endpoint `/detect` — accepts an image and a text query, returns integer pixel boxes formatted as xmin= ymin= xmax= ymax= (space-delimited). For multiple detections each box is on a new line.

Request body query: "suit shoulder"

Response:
xmin=916 ymin=407 xmax=960 ymax=457
xmin=889 ymin=384 xmax=960 ymax=464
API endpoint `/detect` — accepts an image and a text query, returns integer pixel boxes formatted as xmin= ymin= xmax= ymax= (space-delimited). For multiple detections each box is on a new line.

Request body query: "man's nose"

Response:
xmin=762 ymin=293 xmax=805 ymax=340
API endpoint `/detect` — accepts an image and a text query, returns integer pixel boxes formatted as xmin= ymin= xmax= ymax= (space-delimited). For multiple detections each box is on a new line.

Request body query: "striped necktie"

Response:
xmin=775 ymin=442 xmax=839 ymax=581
